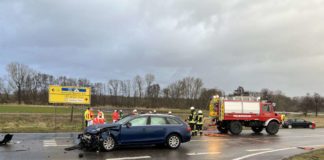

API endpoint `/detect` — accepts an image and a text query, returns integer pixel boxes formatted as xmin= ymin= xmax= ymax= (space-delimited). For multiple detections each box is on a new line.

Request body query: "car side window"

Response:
xmin=166 ymin=117 xmax=181 ymax=125
xmin=150 ymin=117 xmax=167 ymax=125
xmin=129 ymin=117 xmax=148 ymax=126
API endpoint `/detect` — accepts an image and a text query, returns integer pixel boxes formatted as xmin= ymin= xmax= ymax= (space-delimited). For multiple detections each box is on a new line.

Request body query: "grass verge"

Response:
xmin=284 ymin=148 xmax=324 ymax=160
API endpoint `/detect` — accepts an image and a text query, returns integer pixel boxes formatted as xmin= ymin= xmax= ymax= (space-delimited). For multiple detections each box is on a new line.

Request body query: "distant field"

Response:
xmin=0 ymin=104 xmax=191 ymax=132
xmin=0 ymin=104 xmax=76 ymax=114
xmin=1 ymin=104 xmax=324 ymax=132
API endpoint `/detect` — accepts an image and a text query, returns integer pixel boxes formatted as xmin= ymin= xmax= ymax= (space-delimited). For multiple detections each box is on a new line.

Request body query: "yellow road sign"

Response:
xmin=49 ymin=85 xmax=91 ymax=104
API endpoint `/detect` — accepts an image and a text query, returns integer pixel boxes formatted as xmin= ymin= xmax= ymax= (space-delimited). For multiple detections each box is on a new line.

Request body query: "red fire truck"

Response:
xmin=209 ymin=95 xmax=283 ymax=135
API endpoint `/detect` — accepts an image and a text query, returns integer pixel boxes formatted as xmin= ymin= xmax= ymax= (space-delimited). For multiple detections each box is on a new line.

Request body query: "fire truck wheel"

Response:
xmin=217 ymin=126 xmax=228 ymax=134
xmin=229 ymin=121 xmax=242 ymax=135
xmin=266 ymin=121 xmax=279 ymax=135
xmin=251 ymin=127 xmax=263 ymax=133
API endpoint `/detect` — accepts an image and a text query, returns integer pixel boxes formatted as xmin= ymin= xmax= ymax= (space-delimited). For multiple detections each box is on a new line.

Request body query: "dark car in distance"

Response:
xmin=78 ymin=114 xmax=191 ymax=151
xmin=282 ymin=119 xmax=315 ymax=129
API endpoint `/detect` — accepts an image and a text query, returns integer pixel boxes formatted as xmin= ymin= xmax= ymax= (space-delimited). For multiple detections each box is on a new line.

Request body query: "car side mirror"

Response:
xmin=126 ymin=122 xmax=132 ymax=128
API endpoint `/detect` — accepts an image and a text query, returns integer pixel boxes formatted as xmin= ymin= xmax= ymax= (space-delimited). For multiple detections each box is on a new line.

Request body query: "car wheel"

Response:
xmin=229 ymin=121 xmax=242 ymax=135
xmin=166 ymin=134 xmax=181 ymax=149
xmin=266 ymin=121 xmax=279 ymax=135
xmin=309 ymin=124 xmax=312 ymax=129
xmin=101 ymin=136 xmax=115 ymax=151
xmin=288 ymin=125 xmax=292 ymax=129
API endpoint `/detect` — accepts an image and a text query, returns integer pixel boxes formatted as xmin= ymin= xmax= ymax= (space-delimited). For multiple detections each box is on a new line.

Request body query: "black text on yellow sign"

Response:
xmin=48 ymin=85 xmax=91 ymax=104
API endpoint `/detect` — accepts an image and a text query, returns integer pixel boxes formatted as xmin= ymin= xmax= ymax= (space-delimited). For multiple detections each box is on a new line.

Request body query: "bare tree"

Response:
xmin=299 ymin=93 xmax=314 ymax=117
xmin=0 ymin=77 xmax=4 ymax=94
xmin=6 ymin=62 xmax=31 ymax=104
xmin=314 ymin=93 xmax=321 ymax=117
xmin=162 ymin=88 xmax=170 ymax=98
xmin=192 ymin=78 xmax=203 ymax=99
xmin=147 ymin=84 xmax=160 ymax=98
xmin=108 ymin=80 xmax=120 ymax=96
xmin=145 ymin=73 xmax=155 ymax=96
xmin=133 ymin=75 xmax=144 ymax=98
xmin=0 ymin=77 xmax=4 ymax=102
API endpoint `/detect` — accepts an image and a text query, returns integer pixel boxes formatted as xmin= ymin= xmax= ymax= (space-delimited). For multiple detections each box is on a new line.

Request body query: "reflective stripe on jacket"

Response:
xmin=188 ymin=111 xmax=197 ymax=124
xmin=84 ymin=110 xmax=91 ymax=121
xmin=196 ymin=114 xmax=204 ymax=125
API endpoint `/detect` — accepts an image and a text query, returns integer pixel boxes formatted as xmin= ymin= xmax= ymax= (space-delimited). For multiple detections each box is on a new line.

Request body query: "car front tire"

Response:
xmin=101 ymin=136 xmax=115 ymax=151
xmin=166 ymin=134 xmax=181 ymax=149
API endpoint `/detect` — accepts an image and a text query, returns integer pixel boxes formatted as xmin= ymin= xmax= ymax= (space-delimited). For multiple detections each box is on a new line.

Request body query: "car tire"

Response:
xmin=166 ymin=134 xmax=181 ymax=149
xmin=266 ymin=121 xmax=279 ymax=135
xmin=251 ymin=127 xmax=263 ymax=133
xmin=101 ymin=136 xmax=115 ymax=151
xmin=229 ymin=121 xmax=242 ymax=135
xmin=309 ymin=124 xmax=312 ymax=129
xmin=288 ymin=125 xmax=292 ymax=129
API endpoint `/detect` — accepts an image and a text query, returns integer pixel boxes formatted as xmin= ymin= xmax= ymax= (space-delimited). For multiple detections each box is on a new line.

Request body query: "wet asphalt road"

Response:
xmin=1 ymin=128 xmax=324 ymax=160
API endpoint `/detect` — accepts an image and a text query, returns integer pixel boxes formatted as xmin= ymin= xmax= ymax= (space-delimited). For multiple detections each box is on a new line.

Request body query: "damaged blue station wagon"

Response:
xmin=78 ymin=114 xmax=191 ymax=151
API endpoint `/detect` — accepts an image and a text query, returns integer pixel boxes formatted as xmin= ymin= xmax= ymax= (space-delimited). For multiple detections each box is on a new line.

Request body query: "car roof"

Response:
xmin=138 ymin=113 xmax=177 ymax=118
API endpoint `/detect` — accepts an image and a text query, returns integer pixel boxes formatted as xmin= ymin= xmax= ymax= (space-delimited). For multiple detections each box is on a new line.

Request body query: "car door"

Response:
xmin=295 ymin=119 xmax=304 ymax=128
xmin=145 ymin=116 xmax=168 ymax=143
xmin=292 ymin=119 xmax=299 ymax=128
xmin=261 ymin=104 xmax=272 ymax=119
xmin=119 ymin=116 xmax=149 ymax=144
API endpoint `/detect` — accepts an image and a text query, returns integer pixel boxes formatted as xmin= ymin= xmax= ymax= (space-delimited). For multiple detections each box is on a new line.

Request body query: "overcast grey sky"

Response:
xmin=1 ymin=0 xmax=324 ymax=96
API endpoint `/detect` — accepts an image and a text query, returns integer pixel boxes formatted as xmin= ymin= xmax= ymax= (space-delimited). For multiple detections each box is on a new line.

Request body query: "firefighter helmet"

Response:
xmin=190 ymin=106 xmax=195 ymax=110
xmin=198 ymin=110 xmax=202 ymax=114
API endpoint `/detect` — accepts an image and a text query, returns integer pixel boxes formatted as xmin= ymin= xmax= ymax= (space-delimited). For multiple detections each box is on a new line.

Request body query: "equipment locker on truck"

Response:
xmin=209 ymin=95 xmax=283 ymax=135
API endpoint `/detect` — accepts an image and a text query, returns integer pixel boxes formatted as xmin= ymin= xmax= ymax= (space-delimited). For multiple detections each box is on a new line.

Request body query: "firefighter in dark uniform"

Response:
xmin=196 ymin=110 xmax=204 ymax=136
xmin=188 ymin=106 xmax=197 ymax=136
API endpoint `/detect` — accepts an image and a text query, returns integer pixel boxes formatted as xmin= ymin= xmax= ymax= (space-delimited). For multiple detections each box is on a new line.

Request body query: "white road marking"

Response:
xmin=246 ymin=148 xmax=272 ymax=152
xmin=105 ymin=156 xmax=151 ymax=160
xmin=187 ymin=152 xmax=220 ymax=156
xmin=232 ymin=147 xmax=296 ymax=160
xmin=43 ymin=140 xmax=56 ymax=146
xmin=43 ymin=139 xmax=71 ymax=147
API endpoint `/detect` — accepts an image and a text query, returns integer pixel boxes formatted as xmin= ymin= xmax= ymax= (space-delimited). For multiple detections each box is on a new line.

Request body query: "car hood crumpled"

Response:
xmin=84 ymin=123 xmax=120 ymax=134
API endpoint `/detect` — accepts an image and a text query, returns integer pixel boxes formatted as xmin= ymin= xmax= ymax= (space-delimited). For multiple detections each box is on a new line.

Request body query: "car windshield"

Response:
xmin=116 ymin=115 xmax=134 ymax=124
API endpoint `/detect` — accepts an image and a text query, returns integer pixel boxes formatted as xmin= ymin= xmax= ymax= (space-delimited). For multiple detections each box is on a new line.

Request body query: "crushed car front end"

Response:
xmin=78 ymin=124 xmax=120 ymax=151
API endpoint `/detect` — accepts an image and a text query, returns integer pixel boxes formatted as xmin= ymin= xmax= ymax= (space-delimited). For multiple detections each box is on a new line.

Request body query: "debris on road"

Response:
xmin=64 ymin=145 xmax=81 ymax=151
xmin=0 ymin=134 xmax=13 ymax=145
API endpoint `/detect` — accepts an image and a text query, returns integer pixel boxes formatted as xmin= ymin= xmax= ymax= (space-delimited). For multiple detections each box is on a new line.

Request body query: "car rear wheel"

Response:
xmin=101 ymin=136 xmax=115 ymax=151
xmin=166 ymin=134 xmax=181 ymax=149
xmin=266 ymin=121 xmax=279 ymax=135
xmin=229 ymin=121 xmax=242 ymax=135
xmin=251 ymin=127 xmax=263 ymax=133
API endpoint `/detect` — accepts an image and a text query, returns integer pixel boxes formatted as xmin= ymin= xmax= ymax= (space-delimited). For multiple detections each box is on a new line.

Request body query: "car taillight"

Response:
xmin=187 ymin=127 xmax=191 ymax=132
